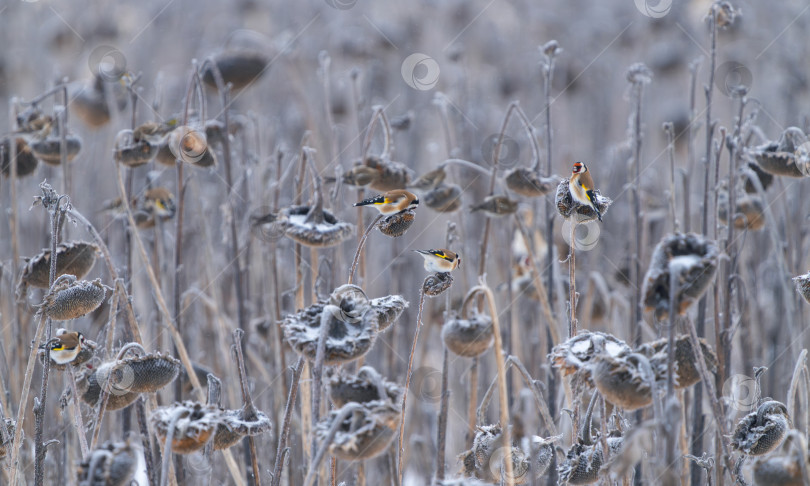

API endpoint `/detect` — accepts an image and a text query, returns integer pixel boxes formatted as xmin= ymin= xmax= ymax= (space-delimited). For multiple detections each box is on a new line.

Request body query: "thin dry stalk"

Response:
xmin=67 ymin=365 xmax=89 ymax=458
xmin=111 ymin=136 xmax=244 ymax=485
xmin=211 ymin=84 xmax=246 ymax=318
xmin=270 ymin=149 xmax=289 ymax=400
xmin=113 ymin=158 xmax=202 ymax=393
xmin=310 ymin=305 xmax=332 ymax=475
xmin=361 ymin=105 xmax=392 ymax=161
xmin=271 ymin=356 xmax=305 ymax=486
xmin=34 ymin=187 xmax=68 ymax=486
xmin=512 ymin=213 xmax=560 ymax=345
xmin=467 ymin=359 xmax=478 ymax=442
xmin=700 ymin=19 xmax=720 ymax=486
xmin=303 ymin=403 xmax=363 ymax=486
xmin=435 ymin=223 xmax=455 ymax=482
xmin=495 ymin=101 xmax=541 ymax=172
xmin=470 ymin=279 xmax=514 ymax=485
xmin=663 ymin=266 xmax=682 ymax=485
xmin=349 ymin=214 xmax=383 ymax=285
xmin=787 ymin=349 xmax=808 ymax=420
xmin=89 ymin=281 xmax=122 ymax=452
xmin=684 ymin=315 xmax=739 ymax=484
xmin=629 ymin=71 xmax=647 ymax=347
xmin=568 ymin=220 xmax=577 ymax=338
xmin=663 ymin=123 xmax=680 ymax=232
xmin=397 ymin=277 xmax=429 ymax=484
xmin=477 ymin=101 xmax=518 ymax=277
xmin=8 ymin=311 xmax=47 ymax=486
xmin=159 ymin=407 xmax=186 ymax=486
xmin=67 ymin=209 xmax=144 ymax=343
xmin=232 ymin=329 xmax=262 ymax=485
xmin=720 ymin=97 xmax=747 ymax=392
xmin=435 ymin=347 xmax=450 ymax=482
xmin=541 ymin=47 xmax=561 ymax=483
xmin=477 ymin=356 xmax=557 ymax=437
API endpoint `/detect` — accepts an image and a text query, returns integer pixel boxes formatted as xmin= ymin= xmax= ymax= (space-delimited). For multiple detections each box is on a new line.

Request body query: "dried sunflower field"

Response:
xmin=1 ymin=0 xmax=810 ymax=485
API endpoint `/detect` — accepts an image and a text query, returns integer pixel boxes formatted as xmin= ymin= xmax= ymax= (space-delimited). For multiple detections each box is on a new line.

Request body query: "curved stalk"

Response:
xmin=493 ymin=101 xmax=541 ymax=172
xmin=361 ymin=105 xmax=392 ymax=161
xmin=469 ymin=279 xmax=514 ymax=485
xmin=348 ymin=214 xmax=383 ymax=285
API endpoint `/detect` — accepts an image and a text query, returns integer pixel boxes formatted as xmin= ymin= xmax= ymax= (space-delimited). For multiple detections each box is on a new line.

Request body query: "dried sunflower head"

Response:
xmin=94 ymin=351 xmax=181 ymax=394
xmin=718 ymin=189 xmax=765 ymax=231
xmin=314 ymin=400 xmax=400 ymax=461
xmin=589 ymin=351 xmax=654 ymax=411
xmin=76 ymin=439 xmax=137 ymax=486
xmin=461 ymin=424 xmax=556 ymax=484
xmin=751 ymin=127 xmax=808 ymax=178
xmin=549 ymin=331 xmax=633 ymax=387
xmin=202 ymin=49 xmax=270 ymax=91
xmin=505 ymin=169 xmax=558 ymax=197
xmin=731 ymin=400 xmax=790 ymax=456
xmin=753 ymin=431 xmax=809 ymax=486
xmin=276 ymin=205 xmax=353 ymax=247
xmin=637 ymin=335 xmax=717 ymax=389
xmin=442 ymin=310 xmax=494 ymax=358
xmin=29 ymin=133 xmax=82 ymax=166
xmin=113 ymin=129 xmax=157 ymax=167
xmin=744 ymin=161 xmax=774 ymax=193
xmin=794 ymin=273 xmax=810 ymax=304
xmin=555 ymin=179 xmax=611 ymax=223
xmin=364 ymin=155 xmax=414 ymax=191
xmin=18 ymin=240 xmax=99 ymax=293
xmin=327 ymin=365 xmax=403 ymax=408
xmin=212 ymin=408 xmax=272 ymax=450
xmin=76 ymin=366 xmax=141 ymax=411
xmin=37 ymin=277 xmax=108 ymax=321
xmin=1 ymin=137 xmax=39 ymax=177
xmin=424 ymin=271 xmax=454 ymax=297
xmin=641 ymin=232 xmax=718 ymax=320
xmin=151 ymin=401 xmax=222 ymax=454
xmin=378 ymin=209 xmax=416 ymax=237
xmin=282 ymin=299 xmax=379 ymax=365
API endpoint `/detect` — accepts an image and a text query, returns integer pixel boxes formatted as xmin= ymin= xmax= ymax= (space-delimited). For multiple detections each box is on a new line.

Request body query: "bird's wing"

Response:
xmin=355 ymin=194 xmax=387 ymax=206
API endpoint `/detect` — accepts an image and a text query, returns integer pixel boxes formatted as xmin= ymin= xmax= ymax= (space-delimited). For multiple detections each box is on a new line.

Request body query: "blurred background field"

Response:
xmin=1 ymin=0 xmax=810 ymax=485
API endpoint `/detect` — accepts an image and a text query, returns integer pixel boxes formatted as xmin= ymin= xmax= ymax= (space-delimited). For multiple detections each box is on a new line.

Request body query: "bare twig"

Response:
xmin=271 ymin=357 xmax=305 ymax=486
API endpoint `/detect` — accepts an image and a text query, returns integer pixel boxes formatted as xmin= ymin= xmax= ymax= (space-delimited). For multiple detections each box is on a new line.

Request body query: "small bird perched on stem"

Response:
xmin=569 ymin=162 xmax=602 ymax=222
xmin=414 ymin=249 xmax=461 ymax=274
xmin=41 ymin=331 xmax=86 ymax=365
xmin=354 ymin=189 xmax=419 ymax=215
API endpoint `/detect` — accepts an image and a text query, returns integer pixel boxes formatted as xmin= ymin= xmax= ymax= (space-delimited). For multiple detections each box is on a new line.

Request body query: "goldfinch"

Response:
xmin=142 ymin=187 xmax=176 ymax=219
xmin=414 ymin=249 xmax=461 ymax=273
xmin=101 ymin=187 xmax=177 ymax=229
xmin=354 ymin=189 xmax=419 ymax=215
xmin=470 ymin=195 xmax=518 ymax=216
xmin=43 ymin=331 xmax=86 ymax=365
xmin=569 ymin=162 xmax=602 ymax=222
xmin=408 ymin=167 xmax=447 ymax=191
